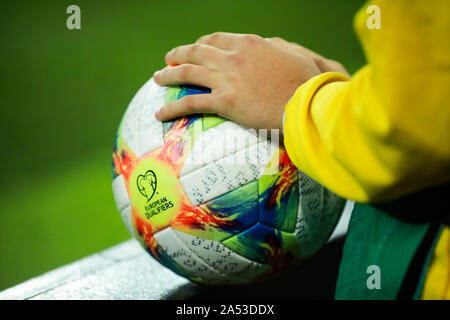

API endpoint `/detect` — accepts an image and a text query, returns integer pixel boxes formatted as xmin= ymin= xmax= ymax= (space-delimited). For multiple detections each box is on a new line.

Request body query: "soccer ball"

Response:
xmin=111 ymin=77 xmax=345 ymax=285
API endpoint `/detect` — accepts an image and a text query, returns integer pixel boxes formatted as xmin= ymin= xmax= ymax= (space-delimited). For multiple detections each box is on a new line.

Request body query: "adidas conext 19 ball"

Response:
xmin=111 ymin=77 xmax=345 ymax=285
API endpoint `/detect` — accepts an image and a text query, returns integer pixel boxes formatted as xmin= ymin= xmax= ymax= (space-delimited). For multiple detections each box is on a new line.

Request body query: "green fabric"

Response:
xmin=335 ymin=203 xmax=429 ymax=300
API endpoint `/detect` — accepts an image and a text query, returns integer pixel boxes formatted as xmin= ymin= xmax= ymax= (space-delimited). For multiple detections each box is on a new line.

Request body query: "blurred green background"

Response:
xmin=0 ymin=0 xmax=366 ymax=290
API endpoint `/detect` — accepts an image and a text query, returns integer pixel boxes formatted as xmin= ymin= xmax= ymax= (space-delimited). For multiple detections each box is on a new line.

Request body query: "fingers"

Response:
xmin=266 ymin=37 xmax=306 ymax=57
xmin=165 ymin=43 xmax=225 ymax=68
xmin=153 ymin=64 xmax=218 ymax=88
xmin=266 ymin=37 xmax=324 ymax=60
xmin=155 ymin=93 xmax=217 ymax=121
xmin=266 ymin=36 xmax=350 ymax=76
xmin=196 ymin=32 xmax=241 ymax=50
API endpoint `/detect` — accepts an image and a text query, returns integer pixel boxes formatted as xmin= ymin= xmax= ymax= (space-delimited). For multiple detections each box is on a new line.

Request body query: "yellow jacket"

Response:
xmin=284 ymin=0 xmax=450 ymax=204
xmin=283 ymin=0 xmax=450 ymax=299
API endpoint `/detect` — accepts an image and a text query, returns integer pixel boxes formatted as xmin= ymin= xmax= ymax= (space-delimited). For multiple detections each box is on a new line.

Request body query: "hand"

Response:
xmin=153 ymin=32 xmax=323 ymax=131
xmin=266 ymin=37 xmax=350 ymax=77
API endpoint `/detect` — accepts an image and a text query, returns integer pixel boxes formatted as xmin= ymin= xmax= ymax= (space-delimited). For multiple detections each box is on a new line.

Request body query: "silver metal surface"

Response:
xmin=0 ymin=240 xmax=203 ymax=300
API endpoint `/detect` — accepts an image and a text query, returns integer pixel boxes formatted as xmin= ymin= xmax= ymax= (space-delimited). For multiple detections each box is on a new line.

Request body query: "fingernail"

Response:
xmin=155 ymin=109 xmax=161 ymax=118
xmin=153 ymin=70 xmax=160 ymax=78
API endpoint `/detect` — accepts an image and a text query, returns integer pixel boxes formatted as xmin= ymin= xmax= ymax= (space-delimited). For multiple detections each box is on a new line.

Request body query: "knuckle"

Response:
xmin=209 ymin=32 xmax=222 ymax=42
xmin=242 ymin=34 xmax=262 ymax=46
xmin=188 ymin=43 xmax=200 ymax=56
xmin=226 ymin=51 xmax=245 ymax=66
xmin=182 ymin=95 xmax=197 ymax=112
xmin=165 ymin=47 xmax=178 ymax=63
xmin=198 ymin=32 xmax=220 ymax=44
xmin=196 ymin=35 xmax=208 ymax=43
xmin=179 ymin=64 xmax=193 ymax=81
xmin=269 ymin=36 xmax=283 ymax=43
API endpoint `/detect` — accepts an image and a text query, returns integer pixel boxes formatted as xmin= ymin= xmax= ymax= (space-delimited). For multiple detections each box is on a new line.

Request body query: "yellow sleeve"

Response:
xmin=421 ymin=226 xmax=450 ymax=300
xmin=283 ymin=0 xmax=450 ymax=203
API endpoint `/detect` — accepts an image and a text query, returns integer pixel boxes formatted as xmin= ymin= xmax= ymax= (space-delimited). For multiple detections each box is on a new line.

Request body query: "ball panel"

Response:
xmin=170 ymin=181 xmax=258 ymax=242
xmin=112 ymin=134 xmax=140 ymax=183
xmin=221 ymin=223 xmax=301 ymax=264
xmin=179 ymin=121 xmax=259 ymax=178
xmin=293 ymin=171 xmax=345 ymax=257
xmin=135 ymin=229 xmax=204 ymax=284
xmin=118 ymin=78 xmax=166 ymax=157
xmin=153 ymin=227 xmax=227 ymax=283
xmin=128 ymin=155 xmax=187 ymax=233
xmin=112 ymin=174 xmax=130 ymax=212
xmin=310 ymin=188 xmax=345 ymax=249
xmin=119 ymin=103 xmax=141 ymax=156
xmin=162 ymin=84 xmax=212 ymax=152
xmin=179 ymin=141 xmax=275 ymax=206
xmin=292 ymin=171 xmax=324 ymax=257
xmin=201 ymin=180 xmax=259 ymax=233
xmin=165 ymin=84 xmax=210 ymax=103
xmin=162 ymin=120 xmax=175 ymax=136
xmin=171 ymin=228 xmax=270 ymax=281
xmin=259 ymin=179 xmax=299 ymax=233
xmin=258 ymin=150 xmax=300 ymax=233
xmin=136 ymin=79 xmax=166 ymax=156
xmin=120 ymin=206 xmax=134 ymax=237
xmin=163 ymin=115 xmax=202 ymax=151
xmin=127 ymin=75 xmax=154 ymax=107
xmin=202 ymin=114 xmax=227 ymax=131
